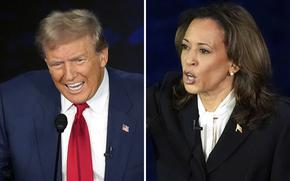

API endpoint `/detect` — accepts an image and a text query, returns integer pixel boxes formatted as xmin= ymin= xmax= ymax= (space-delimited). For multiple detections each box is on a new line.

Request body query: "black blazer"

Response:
xmin=147 ymin=72 xmax=290 ymax=181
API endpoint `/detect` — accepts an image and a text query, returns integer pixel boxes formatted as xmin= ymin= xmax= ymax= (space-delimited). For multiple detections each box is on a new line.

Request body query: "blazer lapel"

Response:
xmin=33 ymin=83 xmax=61 ymax=181
xmin=177 ymin=96 xmax=206 ymax=179
xmin=104 ymin=69 xmax=134 ymax=180
xmin=178 ymin=98 xmax=200 ymax=154
xmin=206 ymin=114 xmax=251 ymax=173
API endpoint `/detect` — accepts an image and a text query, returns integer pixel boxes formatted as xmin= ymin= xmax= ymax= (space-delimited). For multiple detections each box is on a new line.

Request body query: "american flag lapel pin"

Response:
xmin=122 ymin=124 xmax=129 ymax=133
xmin=235 ymin=123 xmax=243 ymax=133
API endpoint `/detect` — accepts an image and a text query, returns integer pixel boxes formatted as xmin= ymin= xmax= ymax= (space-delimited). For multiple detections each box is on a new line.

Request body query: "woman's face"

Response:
xmin=181 ymin=18 xmax=235 ymax=97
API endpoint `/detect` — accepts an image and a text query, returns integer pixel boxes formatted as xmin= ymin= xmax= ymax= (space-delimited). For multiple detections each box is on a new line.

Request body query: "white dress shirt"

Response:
xmin=61 ymin=69 xmax=109 ymax=181
xmin=198 ymin=90 xmax=236 ymax=161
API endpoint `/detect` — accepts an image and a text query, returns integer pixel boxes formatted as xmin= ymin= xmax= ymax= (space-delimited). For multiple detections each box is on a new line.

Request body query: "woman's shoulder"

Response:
xmin=146 ymin=72 xmax=181 ymax=126
xmin=274 ymin=96 xmax=290 ymax=118
xmin=162 ymin=71 xmax=181 ymax=86
xmin=262 ymin=96 xmax=290 ymax=132
xmin=148 ymin=71 xmax=181 ymax=95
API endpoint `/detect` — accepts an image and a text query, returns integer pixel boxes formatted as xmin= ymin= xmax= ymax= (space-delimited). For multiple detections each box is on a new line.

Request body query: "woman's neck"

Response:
xmin=199 ymin=86 xmax=233 ymax=112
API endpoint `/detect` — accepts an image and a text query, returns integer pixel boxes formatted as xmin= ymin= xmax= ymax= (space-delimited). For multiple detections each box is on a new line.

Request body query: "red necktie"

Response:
xmin=67 ymin=103 xmax=93 ymax=181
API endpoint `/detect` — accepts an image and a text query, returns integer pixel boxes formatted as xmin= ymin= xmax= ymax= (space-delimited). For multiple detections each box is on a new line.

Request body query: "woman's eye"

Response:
xmin=181 ymin=43 xmax=189 ymax=50
xmin=200 ymin=48 xmax=210 ymax=54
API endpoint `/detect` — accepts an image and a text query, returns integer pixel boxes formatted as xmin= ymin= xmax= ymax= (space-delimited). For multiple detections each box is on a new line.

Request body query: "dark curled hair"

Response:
xmin=173 ymin=3 xmax=275 ymax=129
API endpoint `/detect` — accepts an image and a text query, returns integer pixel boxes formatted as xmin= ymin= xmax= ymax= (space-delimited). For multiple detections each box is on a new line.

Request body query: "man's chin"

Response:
xmin=68 ymin=98 xmax=87 ymax=104
xmin=63 ymin=93 xmax=88 ymax=104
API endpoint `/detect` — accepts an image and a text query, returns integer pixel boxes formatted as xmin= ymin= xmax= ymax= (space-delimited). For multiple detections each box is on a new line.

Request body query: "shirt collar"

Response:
xmin=198 ymin=89 xmax=236 ymax=116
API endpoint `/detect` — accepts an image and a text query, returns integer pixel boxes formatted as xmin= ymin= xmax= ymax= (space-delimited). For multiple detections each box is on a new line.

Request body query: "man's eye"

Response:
xmin=75 ymin=58 xmax=85 ymax=64
xmin=51 ymin=62 xmax=63 ymax=68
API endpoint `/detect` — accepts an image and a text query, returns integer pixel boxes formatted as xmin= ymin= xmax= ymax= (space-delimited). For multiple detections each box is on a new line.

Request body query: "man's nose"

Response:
xmin=64 ymin=63 xmax=76 ymax=81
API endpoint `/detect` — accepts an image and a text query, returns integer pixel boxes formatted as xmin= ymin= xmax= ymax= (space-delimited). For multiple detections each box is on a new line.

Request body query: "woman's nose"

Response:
xmin=185 ymin=51 xmax=198 ymax=66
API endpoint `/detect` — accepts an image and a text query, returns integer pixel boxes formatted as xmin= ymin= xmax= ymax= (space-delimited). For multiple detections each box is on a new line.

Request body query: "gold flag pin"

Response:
xmin=235 ymin=123 xmax=243 ymax=133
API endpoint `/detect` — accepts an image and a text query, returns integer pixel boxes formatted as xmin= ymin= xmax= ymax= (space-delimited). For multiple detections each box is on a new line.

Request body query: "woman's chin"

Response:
xmin=184 ymin=84 xmax=198 ymax=95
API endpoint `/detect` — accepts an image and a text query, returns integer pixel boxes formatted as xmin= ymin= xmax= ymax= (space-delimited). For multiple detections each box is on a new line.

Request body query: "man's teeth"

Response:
xmin=67 ymin=82 xmax=84 ymax=90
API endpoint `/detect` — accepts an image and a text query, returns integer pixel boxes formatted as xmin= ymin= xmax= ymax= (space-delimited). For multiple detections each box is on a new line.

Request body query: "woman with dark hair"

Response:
xmin=147 ymin=3 xmax=290 ymax=181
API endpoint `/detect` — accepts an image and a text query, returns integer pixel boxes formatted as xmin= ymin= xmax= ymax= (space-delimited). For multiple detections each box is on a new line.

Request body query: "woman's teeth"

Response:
xmin=187 ymin=73 xmax=194 ymax=80
xmin=184 ymin=72 xmax=196 ymax=84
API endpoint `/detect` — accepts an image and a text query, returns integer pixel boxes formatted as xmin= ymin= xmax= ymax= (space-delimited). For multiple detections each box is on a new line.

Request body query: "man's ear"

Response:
xmin=98 ymin=47 xmax=108 ymax=67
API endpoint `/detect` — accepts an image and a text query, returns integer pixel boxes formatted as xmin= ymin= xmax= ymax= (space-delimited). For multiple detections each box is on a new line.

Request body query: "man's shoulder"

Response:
xmin=107 ymin=67 xmax=143 ymax=89
xmin=107 ymin=68 xmax=143 ymax=103
xmin=1 ymin=69 xmax=50 ymax=85
xmin=108 ymin=67 xmax=143 ymax=81
xmin=0 ymin=69 xmax=54 ymax=94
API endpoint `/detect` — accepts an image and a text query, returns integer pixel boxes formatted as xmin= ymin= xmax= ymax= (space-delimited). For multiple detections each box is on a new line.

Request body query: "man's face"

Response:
xmin=44 ymin=35 xmax=108 ymax=104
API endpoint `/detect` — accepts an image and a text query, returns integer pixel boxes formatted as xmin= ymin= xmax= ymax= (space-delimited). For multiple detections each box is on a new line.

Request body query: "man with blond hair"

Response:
xmin=0 ymin=9 xmax=143 ymax=181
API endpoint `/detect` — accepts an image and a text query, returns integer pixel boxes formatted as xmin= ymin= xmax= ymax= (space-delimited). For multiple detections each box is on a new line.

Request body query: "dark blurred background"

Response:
xmin=147 ymin=0 xmax=290 ymax=180
xmin=0 ymin=0 xmax=143 ymax=83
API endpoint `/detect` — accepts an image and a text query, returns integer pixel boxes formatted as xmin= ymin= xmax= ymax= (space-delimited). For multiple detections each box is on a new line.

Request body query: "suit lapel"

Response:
xmin=33 ymin=78 xmax=61 ymax=181
xmin=177 ymin=96 xmax=206 ymax=179
xmin=104 ymin=69 xmax=134 ymax=180
xmin=206 ymin=113 xmax=251 ymax=173
xmin=178 ymin=98 xmax=200 ymax=155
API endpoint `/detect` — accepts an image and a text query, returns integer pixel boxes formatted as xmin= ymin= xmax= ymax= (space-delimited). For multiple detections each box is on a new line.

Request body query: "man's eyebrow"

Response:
xmin=68 ymin=54 xmax=86 ymax=61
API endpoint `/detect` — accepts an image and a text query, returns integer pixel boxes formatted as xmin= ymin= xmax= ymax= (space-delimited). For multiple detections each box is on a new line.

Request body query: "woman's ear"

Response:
xmin=229 ymin=62 xmax=240 ymax=76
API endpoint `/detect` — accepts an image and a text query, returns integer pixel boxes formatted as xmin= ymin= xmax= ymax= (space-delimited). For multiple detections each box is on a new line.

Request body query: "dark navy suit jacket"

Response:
xmin=0 ymin=68 xmax=144 ymax=181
